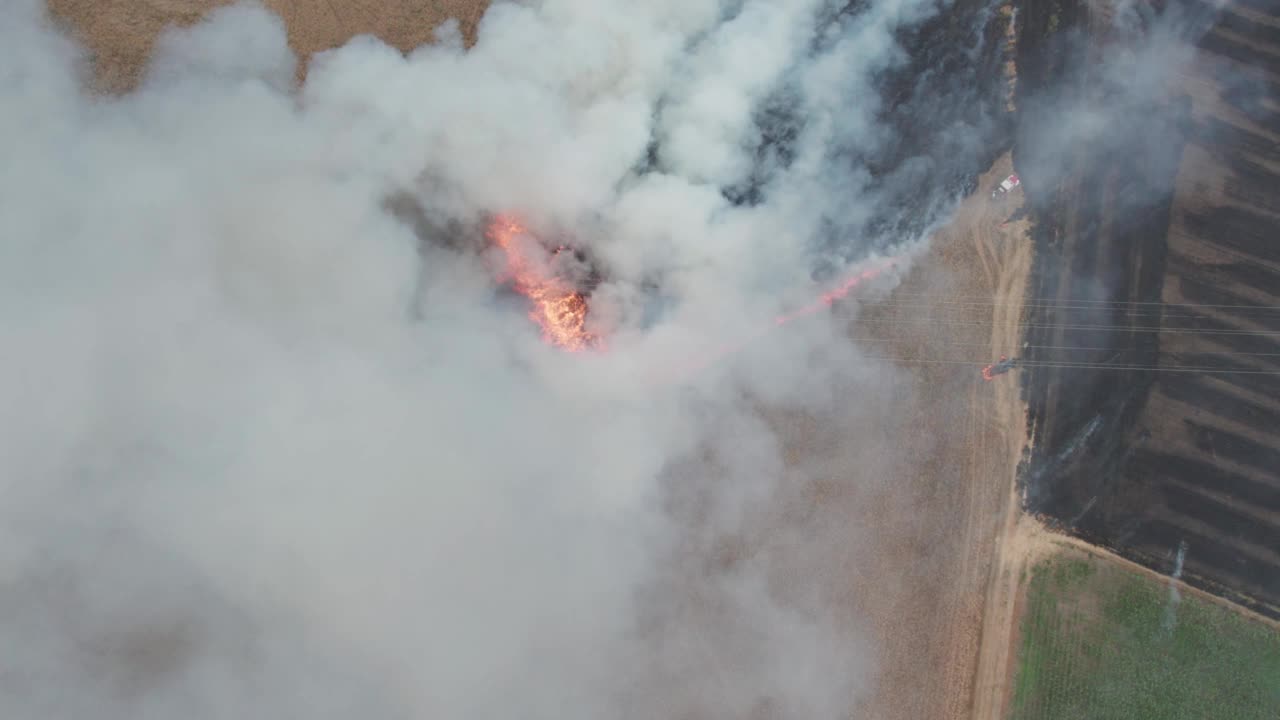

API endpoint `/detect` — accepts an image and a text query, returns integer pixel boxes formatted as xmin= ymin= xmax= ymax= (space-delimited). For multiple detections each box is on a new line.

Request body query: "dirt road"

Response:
xmin=961 ymin=163 xmax=1037 ymax=720
xmin=836 ymin=153 xmax=1033 ymax=720
xmin=951 ymin=158 xmax=1035 ymax=720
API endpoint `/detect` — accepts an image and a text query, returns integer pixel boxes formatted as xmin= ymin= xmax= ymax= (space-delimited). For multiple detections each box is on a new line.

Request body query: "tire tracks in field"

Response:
xmin=958 ymin=153 xmax=1036 ymax=720
xmin=921 ymin=153 xmax=1033 ymax=720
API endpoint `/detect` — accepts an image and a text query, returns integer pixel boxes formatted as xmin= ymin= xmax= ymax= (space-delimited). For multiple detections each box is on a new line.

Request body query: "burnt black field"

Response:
xmin=1014 ymin=0 xmax=1280 ymax=618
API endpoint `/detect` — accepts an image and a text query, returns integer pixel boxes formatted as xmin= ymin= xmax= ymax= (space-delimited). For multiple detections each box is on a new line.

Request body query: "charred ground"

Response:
xmin=717 ymin=0 xmax=1012 ymax=269
xmin=1014 ymin=0 xmax=1280 ymax=619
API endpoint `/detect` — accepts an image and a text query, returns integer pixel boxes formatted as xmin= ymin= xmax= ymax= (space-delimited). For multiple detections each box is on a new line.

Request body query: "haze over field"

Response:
xmin=0 ymin=1 xmax=957 ymax=717
xmin=0 ymin=0 xmax=1246 ymax=718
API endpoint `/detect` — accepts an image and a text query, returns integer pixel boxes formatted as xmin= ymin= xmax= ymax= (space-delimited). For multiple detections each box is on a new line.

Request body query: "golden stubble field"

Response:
xmin=48 ymin=0 xmax=491 ymax=90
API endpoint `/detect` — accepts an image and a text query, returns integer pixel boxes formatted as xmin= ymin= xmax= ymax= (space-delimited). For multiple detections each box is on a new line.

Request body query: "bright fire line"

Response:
xmin=486 ymin=215 xmax=603 ymax=353
xmin=486 ymin=213 xmax=898 ymax=380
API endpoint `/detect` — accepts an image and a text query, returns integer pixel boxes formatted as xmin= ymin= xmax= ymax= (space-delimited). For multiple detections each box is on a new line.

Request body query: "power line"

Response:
xmin=857 ymin=356 xmax=1280 ymax=376
xmin=855 ymin=315 xmax=1280 ymax=337
xmin=871 ymin=289 xmax=1280 ymax=313
xmin=855 ymin=297 xmax=1280 ymax=323
xmin=847 ymin=336 xmax=1280 ymax=357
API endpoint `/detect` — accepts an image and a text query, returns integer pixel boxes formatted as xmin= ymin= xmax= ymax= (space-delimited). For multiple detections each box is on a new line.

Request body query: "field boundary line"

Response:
xmin=1029 ymin=526 xmax=1280 ymax=632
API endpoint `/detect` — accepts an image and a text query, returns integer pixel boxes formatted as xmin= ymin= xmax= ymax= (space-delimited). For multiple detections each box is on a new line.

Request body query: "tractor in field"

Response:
xmin=982 ymin=355 xmax=1019 ymax=381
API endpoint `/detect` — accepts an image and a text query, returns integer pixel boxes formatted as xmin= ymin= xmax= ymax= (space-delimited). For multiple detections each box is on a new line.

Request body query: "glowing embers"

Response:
xmin=486 ymin=215 xmax=603 ymax=352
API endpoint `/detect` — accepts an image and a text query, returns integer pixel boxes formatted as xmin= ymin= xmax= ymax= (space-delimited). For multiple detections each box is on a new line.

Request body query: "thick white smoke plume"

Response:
xmin=0 ymin=1 xmax=959 ymax=717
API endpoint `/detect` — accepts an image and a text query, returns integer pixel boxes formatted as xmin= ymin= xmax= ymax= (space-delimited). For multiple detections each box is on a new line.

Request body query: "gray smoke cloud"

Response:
xmin=0 ymin=0 xmax=978 ymax=718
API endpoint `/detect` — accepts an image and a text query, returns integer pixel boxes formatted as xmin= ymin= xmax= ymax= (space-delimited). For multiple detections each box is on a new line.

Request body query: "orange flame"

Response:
xmin=486 ymin=215 xmax=603 ymax=352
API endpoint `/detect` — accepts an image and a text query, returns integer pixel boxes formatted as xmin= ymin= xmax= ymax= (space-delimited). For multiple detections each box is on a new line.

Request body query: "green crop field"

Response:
xmin=1007 ymin=550 xmax=1280 ymax=720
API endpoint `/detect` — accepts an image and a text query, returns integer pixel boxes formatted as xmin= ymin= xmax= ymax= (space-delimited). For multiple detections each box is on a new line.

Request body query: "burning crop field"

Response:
xmin=485 ymin=214 xmax=604 ymax=352
xmin=2 ymin=1 xmax=1012 ymax=717
xmin=10 ymin=0 xmax=1264 ymax=719
xmin=483 ymin=210 xmax=900 ymax=382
